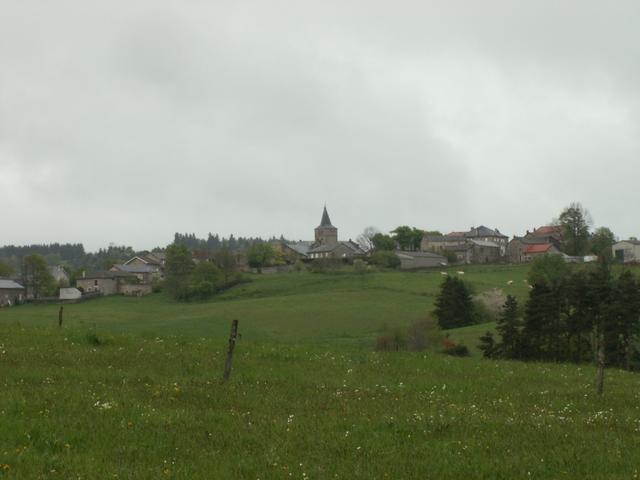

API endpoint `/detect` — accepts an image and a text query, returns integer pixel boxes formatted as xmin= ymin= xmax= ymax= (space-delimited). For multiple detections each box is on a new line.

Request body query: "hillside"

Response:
xmin=0 ymin=266 xmax=529 ymax=346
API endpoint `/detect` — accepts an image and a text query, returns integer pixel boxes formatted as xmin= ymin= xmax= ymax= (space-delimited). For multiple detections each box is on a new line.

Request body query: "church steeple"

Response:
xmin=319 ymin=205 xmax=333 ymax=228
xmin=314 ymin=205 xmax=338 ymax=245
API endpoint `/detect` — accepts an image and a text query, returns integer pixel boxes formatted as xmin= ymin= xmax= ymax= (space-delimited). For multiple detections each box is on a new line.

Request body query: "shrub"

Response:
xmin=353 ymin=259 xmax=368 ymax=275
xmin=374 ymin=327 xmax=405 ymax=351
xmin=406 ymin=317 xmax=444 ymax=351
xmin=310 ymin=258 xmax=342 ymax=273
xmin=368 ymin=251 xmax=400 ymax=269
xmin=441 ymin=339 xmax=470 ymax=357
xmin=473 ymin=288 xmax=507 ymax=322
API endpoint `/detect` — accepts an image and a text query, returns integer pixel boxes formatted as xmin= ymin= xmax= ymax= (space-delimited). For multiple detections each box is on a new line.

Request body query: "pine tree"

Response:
xmin=433 ymin=276 xmax=476 ymax=330
xmin=478 ymin=331 xmax=497 ymax=358
xmin=496 ymin=295 xmax=521 ymax=359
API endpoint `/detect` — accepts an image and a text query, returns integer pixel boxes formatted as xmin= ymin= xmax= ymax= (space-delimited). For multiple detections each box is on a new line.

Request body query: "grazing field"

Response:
xmin=1 ymin=327 xmax=640 ymax=479
xmin=0 ymin=265 xmax=530 ymax=347
xmin=3 ymin=264 xmax=640 ymax=478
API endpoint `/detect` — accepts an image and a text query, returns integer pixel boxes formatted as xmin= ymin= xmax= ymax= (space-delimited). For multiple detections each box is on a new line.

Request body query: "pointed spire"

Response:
xmin=319 ymin=205 xmax=333 ymax=227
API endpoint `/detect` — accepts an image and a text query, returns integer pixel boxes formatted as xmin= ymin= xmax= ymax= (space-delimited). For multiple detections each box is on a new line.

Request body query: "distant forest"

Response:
xmin=172 ymin=233 xmax=290 ymax=252
xmin=0 ymin=233 xmax=288 ymax=274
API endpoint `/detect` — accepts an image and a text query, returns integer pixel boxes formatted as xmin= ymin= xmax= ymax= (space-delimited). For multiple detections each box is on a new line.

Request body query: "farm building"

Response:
xmin=612 ymin=240 xmax=640 ymax=263
xmin=0 ymin=279 xmax=25 ymax=306
xmin=396 ymin=251 xmax=447 ymax=270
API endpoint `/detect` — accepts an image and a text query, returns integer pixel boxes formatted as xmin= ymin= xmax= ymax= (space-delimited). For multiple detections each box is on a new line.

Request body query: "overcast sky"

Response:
xmin=1 ymin=1 xmax=639 ymax=251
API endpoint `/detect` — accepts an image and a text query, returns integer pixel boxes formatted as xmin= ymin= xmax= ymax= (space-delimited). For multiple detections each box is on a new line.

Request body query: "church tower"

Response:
xmin=314 ymin=205 xmax=338 ymax=245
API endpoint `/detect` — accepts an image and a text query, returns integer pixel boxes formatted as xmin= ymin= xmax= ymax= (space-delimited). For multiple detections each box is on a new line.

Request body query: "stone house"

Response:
xmin=468 ymin=239 xmax=502 ymax=263
xmin=0 ymin=279 xmax=25 ymax=306
xmin=507 ymin=237 xmax=554 ymax=263
xmin=464 ymin=226 xmax=509 ymax=256
xmin=612 ymin=240 xmax=640 ymax=263
xmin=76 ymin=271 xmax=151 ymax=296
xmin=110 ymin=264 xmax=156 ymax=284
xmin=420 ymin=235 xmax=467 ymax=253
xmin=124 ymin=253 xmax=165 ymax=278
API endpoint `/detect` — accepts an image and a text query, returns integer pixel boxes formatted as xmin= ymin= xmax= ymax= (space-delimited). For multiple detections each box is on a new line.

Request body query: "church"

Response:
xmin=285 ymin=206 xmax=366 ymax=260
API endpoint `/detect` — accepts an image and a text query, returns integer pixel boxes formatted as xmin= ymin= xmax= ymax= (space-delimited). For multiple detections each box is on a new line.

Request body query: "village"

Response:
xmin=1 ymin=205 xmax=637 ymax=307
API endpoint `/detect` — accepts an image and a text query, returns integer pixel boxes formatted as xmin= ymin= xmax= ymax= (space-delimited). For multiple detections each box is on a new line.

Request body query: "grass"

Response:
xmin=3 ymin=264 xmax=640 ymax=478
xmin=0 ymin=265 xmax=530 ymax=347
xmin=1 ymin=327 xmax=640 ymax=478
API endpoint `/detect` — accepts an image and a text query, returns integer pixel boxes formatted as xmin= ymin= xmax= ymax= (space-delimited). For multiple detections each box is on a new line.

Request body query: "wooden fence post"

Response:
xmin=223 ymin=320 xmax=239 ymax=381
xmin=58 ymin=306 xmax=64 ymax=328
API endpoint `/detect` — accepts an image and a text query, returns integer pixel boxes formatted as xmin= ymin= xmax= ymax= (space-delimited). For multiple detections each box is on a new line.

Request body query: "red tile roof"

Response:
xmin=525 ymin=243 xmax=554 ymax=254
xmin=447 ymin=231 xmax=466 ymax=237
xmin=533 ymin=226 xmax=562 ymax=236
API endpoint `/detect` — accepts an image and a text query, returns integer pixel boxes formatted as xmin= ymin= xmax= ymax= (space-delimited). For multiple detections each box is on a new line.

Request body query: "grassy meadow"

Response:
xmin=0 ymin=265 xmax=530 ymax=346
xmin=2 ymin=264 xmax=640 ymax=478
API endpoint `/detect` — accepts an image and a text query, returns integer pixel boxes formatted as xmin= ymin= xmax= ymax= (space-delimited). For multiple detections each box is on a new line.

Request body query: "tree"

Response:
xmin=368 ymin=251 xmax=401 ymax=269
xmin=478 ymin=331 xmax=497 ymax=358
xmin=591 ymin=226 xmax=616 ymax=259
xmin=371 ymin=233 xmax=396 ymax=251
xmin=191 ymin=261 xmax=222 ymax=299
xmin=165 ymin=244 xmax=195 ymax=300
xmin=247 ymin=243 xmax=275 ymax=273
xmin=0 ymin=260 xmax=14 ymax=277
xmin=391 ymin=226 xmax=423 ymax=251
xmin=357 ymin=226 xmax=380 ymax=252
xmin=559 ymin=202 xmax=592 ymax=256
xmin=528 ymin=253 xmax=569 ymax=289
xmin=23 ymin=254 xmax=56 ymax=298
xmin=214 ymin=248 xmax=238 ymax=283
xmin=495 ymin=295 xmax=521 ymax=359
xmin=433 ymin=276 xmax=476 ymax=329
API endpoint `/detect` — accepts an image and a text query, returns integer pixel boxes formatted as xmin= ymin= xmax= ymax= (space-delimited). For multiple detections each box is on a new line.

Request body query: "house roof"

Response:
xmin=469 ymin=239 xmax=500 ymax=248
xmin=79 ymin=271 xmax=133 ymax=280
xmin=615 ymin=240 xmax=640 ymax=246
xmin=465 ymin=226 xmax=508 ymax=239
xmin=112 ymin=264 xmax=156 ymax=274
xmin=525 ymin=243 xmax=554 ymax=254
xmin=533 ymin=226 xmax=562 ymax=236
xmin=423 ymin=235 xmax=466 ymax=243
xmin=0 ymin=279 xmax=24 ymax=290
xmin=285 ymin=241 xmax=315 ymax=256
xmin=396 ymin=251 xmax=447 ymax=260
xmin=447 ymin=231 xmax=466 ymax=237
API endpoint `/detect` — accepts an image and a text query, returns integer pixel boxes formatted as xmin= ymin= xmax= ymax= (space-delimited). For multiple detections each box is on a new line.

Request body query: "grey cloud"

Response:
xmin=1 ymin=1 xmax=639 ymax=249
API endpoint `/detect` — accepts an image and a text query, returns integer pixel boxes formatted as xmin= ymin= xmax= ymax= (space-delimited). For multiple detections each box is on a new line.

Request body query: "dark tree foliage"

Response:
xmin=486 ymin=260 xmax=640 ymax=371
xmin=433 ymin=276 xmax=476 ymax=329
xmin=371 ymin=233 xmax=396 ymax=252
xmin=495 ymin=295 xmax=521 ymax=359
xmin=558 ymin=202 xmax=592 ymax=256
xmin=173 ymin=232 xmax=289 ymax=253
xmin=478 ymin=331 xmax=497 ymax=359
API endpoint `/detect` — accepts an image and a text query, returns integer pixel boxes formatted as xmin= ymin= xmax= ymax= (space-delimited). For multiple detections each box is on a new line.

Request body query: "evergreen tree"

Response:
xmin=433 ymin=276 xmax=476 ymax=329
xmin=478 ymin=331 xmax=497 ymax=358
xmin=496 ymin=295 xmax=521 ymax=359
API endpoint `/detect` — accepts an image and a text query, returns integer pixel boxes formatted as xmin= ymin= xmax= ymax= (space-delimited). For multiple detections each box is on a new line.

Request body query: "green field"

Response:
xmin=0 ymin=265 xmax=530 ymax=346
xmin=2 ymin=265 xmax=640 ymax=478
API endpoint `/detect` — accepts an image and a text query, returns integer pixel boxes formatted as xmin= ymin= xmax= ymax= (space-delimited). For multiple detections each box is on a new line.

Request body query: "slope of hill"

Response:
xmin=0 ymin=266 xmax=530 ymax=346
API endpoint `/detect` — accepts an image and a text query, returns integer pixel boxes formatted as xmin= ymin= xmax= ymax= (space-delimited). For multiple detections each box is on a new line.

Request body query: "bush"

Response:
xmin=406 ymin=317 xmax=444 ymax=351
xmin=353 ymin=259 xmax=368 ymax=275
xmin=368 ymin=251 xmax=401 ymax=269
xmin=473 ymin=288 xmax=507 ymax=322
xmin=310 ymin=258 xmax=342 ymax=273
xmin=374 ymin=330 xmax=405 ymax=351
xmin=441 ymin=339 xmax=470 ymax=357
